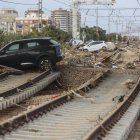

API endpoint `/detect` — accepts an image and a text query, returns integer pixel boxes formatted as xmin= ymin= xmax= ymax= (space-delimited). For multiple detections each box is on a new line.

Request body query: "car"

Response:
xmin=79 ymin=41 xmax=107 ymax=52
xmin=69 ymin=39 xmax=84 ymax=47
xmin=0 ymin=37 xmax=64 ymax=71
xmin=84 ymin=40 xmax=94 ymax=45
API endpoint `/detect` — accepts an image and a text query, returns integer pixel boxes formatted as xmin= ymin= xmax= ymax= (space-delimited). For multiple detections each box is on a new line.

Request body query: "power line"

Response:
xmin=51 ymin=0 xmax=71 ymax=7
xmin=0 ymin=0 xmax=37 ymax=5
xmin=137 ymin=0 xmax=140 ymax=7
xmin=80 ymin=7 xmax=140 ymax=10
xmin=42 ymin=7 xmax=51 ymax=12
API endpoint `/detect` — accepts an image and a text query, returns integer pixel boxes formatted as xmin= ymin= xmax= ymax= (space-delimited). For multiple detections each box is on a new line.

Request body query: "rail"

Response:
xmin=0 ymin=72 xmax=60 ymax=110
xmin=83 ymin=76 xmax=140 ymax=140
xmin=0 ymin=70 xmax=108 ymax=135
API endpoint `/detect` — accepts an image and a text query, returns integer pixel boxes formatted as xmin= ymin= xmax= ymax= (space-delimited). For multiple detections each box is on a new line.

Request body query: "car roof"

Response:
xmin=11 ymin=37 xmax=51 ymax=43
xmin=93 ymin=41 xmax=104 ymax=42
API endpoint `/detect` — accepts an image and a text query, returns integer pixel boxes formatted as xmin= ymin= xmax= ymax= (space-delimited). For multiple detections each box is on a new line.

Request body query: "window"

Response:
xmin=39 ymin=40 xmax=53 ymax=46
xmin=91 ymin=42 xmax=103 ymax=45
xmin=7 ymin=43 xmax=20 ymax=51
xmin=27 ymin=42 xmax=36 ymax=48
xmin=25 ymin=42 xmax=40 ymax=49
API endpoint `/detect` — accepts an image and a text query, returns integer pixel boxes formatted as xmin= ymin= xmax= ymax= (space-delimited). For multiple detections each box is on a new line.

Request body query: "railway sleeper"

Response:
xmin=0 ymin=72 xmax=60 ymax=110
xmin=0 ymin=70 xmax=109 ymax=136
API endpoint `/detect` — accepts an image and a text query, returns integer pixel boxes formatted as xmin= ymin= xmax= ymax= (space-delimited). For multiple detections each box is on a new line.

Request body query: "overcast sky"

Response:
xmin=0 ymin=0 xmax=140 ymax=33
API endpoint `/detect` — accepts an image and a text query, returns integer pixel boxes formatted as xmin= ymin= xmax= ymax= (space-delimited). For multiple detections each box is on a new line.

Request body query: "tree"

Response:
xmin=81 ymin=26 xmax=106 ymax=41
xmin=0 ymin=26 xmax=72 ymax=48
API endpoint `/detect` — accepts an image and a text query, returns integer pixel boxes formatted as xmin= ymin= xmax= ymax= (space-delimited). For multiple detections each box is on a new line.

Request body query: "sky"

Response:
xmin=0 ymin=0 xmax=140 ymax=34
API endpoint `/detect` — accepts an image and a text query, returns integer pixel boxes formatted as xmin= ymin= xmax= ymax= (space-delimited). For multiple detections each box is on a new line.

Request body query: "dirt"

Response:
xmin=58 ymin=65 xmax=100 ymax=89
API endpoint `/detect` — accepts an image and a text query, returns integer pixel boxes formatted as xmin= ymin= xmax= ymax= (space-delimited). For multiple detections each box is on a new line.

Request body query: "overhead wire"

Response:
xmin=46 ymin=0 xmax=140 ymax=35
xmin=42 ymin=7 xmax=51 ymax=12
xmin=137 ymin=0 xmax=140 ymax=6
xmin=1 ymin=0 xmax=140 ymax=34
xmin=51 ymin=0 xmax=71 ymax=7
xmin=0 ymin=0 xmax=37 ymax=5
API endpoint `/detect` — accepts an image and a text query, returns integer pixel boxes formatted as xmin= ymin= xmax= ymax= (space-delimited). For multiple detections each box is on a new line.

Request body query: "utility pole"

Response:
xmin=108 ymin=16 xmax=110 ymax=34
xmin=72 ymin=0 xmax=79 ymax=39
xmin=38 ymin=0 xmax=42 ymax=31
xmin=121 ymin=22 xmax=124 ymax=37
xmin=96 ymin=7 xmax=98 ymax=28
xmin=116 ymin=21 xmax=118 ymax=43
xmin=96 ymin=7 xmax=99 ymax=40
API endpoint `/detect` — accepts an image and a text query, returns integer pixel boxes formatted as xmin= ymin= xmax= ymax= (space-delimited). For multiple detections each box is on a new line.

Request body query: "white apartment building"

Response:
xmin=51 ymin=8 xmax=69 ymax=32
xmin=51 ymin=8 xmax=81 ymax=33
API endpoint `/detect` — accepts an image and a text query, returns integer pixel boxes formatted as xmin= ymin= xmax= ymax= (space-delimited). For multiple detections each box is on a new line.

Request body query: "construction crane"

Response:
xmin=72 ymin=0 xmax=115 ymax=39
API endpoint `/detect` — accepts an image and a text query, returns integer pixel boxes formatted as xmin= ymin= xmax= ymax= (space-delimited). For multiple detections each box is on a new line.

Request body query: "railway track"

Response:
xmin=0 ymin=70 xmax=60 ymax=110
xmin=102 ymin=93 xmax=140 ymax=140
xmin=0 ymin=69 xmax=138 ymax=140
xmin=0 ymin=89 xmax=64 ymax=123
xmin=0 ymin=72 xmax=40 ymax=95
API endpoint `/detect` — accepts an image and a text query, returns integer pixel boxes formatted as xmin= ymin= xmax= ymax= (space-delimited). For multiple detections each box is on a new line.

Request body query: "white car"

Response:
xmin=79 ymin=41 xmax=107 ymax=52
xmin=69 ymin=39 xmax=84 ymax=47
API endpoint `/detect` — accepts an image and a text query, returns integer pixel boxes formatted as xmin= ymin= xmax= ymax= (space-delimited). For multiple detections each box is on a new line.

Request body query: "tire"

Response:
xmin=83 ymin=49 xmax=88 ymax=52
xmin=38 ymin=57 xmax=54 ymax=72
xmin=102 ymin=46 xmax=106 ymax=50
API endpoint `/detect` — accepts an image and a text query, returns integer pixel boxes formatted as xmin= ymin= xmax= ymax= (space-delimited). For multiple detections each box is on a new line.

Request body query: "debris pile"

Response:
xmin=59 ymin=41 xmax=140 ymax=70
xmin=122 ymin=79 xmax=135 ymax=89
xmin=58 ymin=66 xmax=99 ymax=89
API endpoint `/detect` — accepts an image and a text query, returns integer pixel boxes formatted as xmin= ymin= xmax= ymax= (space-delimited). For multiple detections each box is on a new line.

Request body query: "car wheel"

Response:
xmin=38 ymin=57 xmax=53 ymax=72
xmin=83 ymin=49 xmax=88 ymax=52
xmin=102 ymin=46 xmax=106 ymax=50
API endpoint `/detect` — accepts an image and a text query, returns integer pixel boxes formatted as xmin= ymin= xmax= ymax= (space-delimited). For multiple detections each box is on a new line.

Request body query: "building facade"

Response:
xmin=51 ymin=8 xmax=81 ymax=33
xmin=0 ymin=9 xmax=18 ymax=33
xmin=16 ymin=8 xmax=48 ymax=34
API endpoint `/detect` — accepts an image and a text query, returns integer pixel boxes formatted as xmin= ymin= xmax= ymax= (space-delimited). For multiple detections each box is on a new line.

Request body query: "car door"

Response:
xmin=0 ymin=42 xmax=20 ymax=67
xmin=88 ymin=42 xmax=98 ymax=51
xmin=90 ymin=42 xmax=102 ymax=51
xmin=96 ymin=41 xmax=103 ymax=50
xmin=18 ymin=40 xmax=40 ymax=66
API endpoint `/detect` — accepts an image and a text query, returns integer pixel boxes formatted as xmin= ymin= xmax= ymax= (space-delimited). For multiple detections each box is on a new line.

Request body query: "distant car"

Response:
xmin=0 ymin=38 xmax=64 ymax=71
xmin=79 ymin=41 xmax=107 ymax=52
xmin=69 ymin=39 xmax=84 ymax=47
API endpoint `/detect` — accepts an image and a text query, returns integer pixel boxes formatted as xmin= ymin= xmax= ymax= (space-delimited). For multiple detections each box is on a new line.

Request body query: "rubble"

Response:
xmin=58 ymin=41 xmax=140 ymax=70
xmin=125 ymin=62 xmax=136 ymax=69
xmin=122 ymin=79 xmax=135 ymax=89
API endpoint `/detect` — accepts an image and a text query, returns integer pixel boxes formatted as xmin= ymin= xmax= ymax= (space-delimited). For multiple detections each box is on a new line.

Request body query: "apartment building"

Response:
xmin=51 ymin=8 xmax=81 ymax=33
xmin=0 ymin=9 xmax=18 ymax=33
xmin=51 ymin=8 xmax=69 ymax=32
xmin=16 ymin=8 xmax=48 ymax=34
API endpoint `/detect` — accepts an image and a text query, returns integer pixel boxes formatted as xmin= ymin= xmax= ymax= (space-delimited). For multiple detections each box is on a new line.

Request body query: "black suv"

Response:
xmin=0 ymin=38 xmax=64 ymax=71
